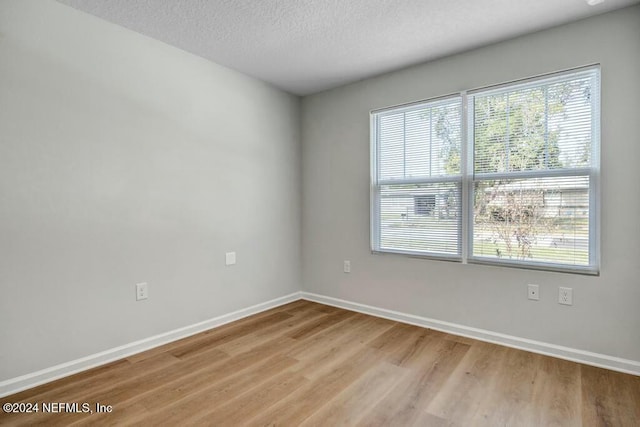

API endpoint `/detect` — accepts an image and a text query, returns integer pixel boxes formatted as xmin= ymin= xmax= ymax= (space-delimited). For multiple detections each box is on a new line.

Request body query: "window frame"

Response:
xmin=370 ymin=94 xmax=464 ymax=261
xmin=370 ymin=64 xmax=600 ymax=275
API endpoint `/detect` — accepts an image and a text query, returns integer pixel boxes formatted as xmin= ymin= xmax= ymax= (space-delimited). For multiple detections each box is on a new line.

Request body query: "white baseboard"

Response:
xmin=301 ymin=291 xmax=640 ymax=376
xmin=3 ymin=289 xmax=637 ymax=398
xmin=0 ymin=292 xmax=302 ymax=398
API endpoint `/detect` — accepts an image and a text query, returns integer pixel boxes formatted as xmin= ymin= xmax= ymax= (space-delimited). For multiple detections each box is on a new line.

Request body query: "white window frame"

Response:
xmin=370 ymin=64 xmax=600 ymax=275
xmin=370 ymin=95 xmax=463 ymax=261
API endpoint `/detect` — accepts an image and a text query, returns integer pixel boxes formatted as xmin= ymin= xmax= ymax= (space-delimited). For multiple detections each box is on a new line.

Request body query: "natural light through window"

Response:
xmin=371 ymin=66 xmax=600 ymax=274
xmin=374 ymin=98 xmax=462 ymax=257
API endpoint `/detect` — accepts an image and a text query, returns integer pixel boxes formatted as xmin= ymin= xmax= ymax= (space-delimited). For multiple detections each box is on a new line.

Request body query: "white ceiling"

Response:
xmin=56 ymin=0 xmax=639 ymax=95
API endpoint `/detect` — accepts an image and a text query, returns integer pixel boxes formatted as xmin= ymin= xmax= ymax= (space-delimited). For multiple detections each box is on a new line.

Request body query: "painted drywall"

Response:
xmin=0 ymin=0 xmax=300 ymax=381
xmin=302 ymin=6 xmax=640 ymax=362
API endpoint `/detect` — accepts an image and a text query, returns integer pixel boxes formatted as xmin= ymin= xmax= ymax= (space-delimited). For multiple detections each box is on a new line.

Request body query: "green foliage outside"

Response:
xmin=447 ymin=80 xmax=591 ymax=263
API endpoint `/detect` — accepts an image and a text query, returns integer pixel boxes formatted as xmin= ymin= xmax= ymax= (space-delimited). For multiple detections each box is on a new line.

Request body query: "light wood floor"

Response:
xmin=1 ymin=300 xmax=639 ymax=426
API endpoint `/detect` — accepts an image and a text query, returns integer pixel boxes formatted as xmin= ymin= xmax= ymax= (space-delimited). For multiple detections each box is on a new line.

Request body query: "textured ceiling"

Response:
xmin=56 ymin=0 xmax=639 ymax=95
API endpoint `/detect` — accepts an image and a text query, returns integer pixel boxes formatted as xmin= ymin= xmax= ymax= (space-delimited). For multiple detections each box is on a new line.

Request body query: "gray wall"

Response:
xmin=302 ymin=6 xmax=640 ymax=361
xmin=0 ymin=0 xmax=301 ymax=381
xmin=2 ymin=0 xmax=639 ymax=384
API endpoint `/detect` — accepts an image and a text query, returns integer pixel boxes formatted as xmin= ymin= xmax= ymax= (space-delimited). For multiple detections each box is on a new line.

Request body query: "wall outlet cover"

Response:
xmin=343 ymin=260 xmax=351 ymax=273
xmin=136 ymin=282 xmax=148 ymax=301
xmin=225 ymin=252 xmax=236 ymax=266
xmin=559 ymin=287 xmax=573 ymax=305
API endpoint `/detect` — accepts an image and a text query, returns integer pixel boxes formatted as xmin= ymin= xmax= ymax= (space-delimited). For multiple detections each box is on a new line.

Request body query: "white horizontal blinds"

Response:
xmin=374 ymin=97 xmax=462 ymax=256
xmin=470 ymin=68 xmax=598 ymax=267
xmin=473 ymin=176 xmax=590 ymax=265
xmin=378 ymin=100 xmax=462 ymax=181
xmin=473 ymin=70 xmax=596 ymax=174
xmin=379 ymin=183 xmax=461 ymax=255
xmin=378 ymin=113 xmax=404 ymax=180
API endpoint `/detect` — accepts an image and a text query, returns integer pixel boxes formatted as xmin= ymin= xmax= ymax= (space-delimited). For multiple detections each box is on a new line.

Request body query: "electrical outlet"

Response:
xmin=136 ymin=282 xmax=148 ymax=301
xmin=559 ymin=287 xmax=573 ymax=305
xmin=343 ymin=260 xmax=351 ymax=273
xmin=527 ymin=284 xmax=539 ymax=300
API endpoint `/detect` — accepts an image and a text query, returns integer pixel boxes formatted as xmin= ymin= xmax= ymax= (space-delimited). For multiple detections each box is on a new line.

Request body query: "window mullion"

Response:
xmin=461 ymin=92 xmax=471 ymax=263
xmin=370 ymin=114 xmax=380 ymax=251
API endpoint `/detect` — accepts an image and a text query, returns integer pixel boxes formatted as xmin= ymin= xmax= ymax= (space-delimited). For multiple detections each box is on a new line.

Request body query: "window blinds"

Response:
xmin=469 ymin=68 xmax=599 ymax=269
xmin=372 ymin=97 xmax=463 ymax=258
xmin=371 ymin=65 xmax=599 ymax=273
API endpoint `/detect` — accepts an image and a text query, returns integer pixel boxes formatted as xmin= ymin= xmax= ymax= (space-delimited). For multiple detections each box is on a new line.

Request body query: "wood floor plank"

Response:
xmin=287 ymin=313 xmax=396 ymax=380
xmin=299 ymin=361 xmax=409 ymax=426
xmin=367 ymin=322 xmax=454 ymax=368
xmin=244 ymin=347 xmax=384 ymax=426
xmin=0 ymin=352 xmax=185 ymax=427
xmin=286 ymin=309 xmax=357 ymax=340
xmin=581 ymin=364 xmax=640 ymax=426
xmin=167 ymin=311 xmax=293 ymax=359
xmin=1 ymin=300 xmax=638 ymax=426
xmin=120 ymin=354 xmax=300 ymax=426
xmin=287 ymin=313 xmax=394 ymax=366
xmin=425 ymin=341 xmax=509 ymax=425
xmin=191 ymin=370 xmax=308 ymax=425
xmin=214 ymin=307 xmax=327 ymax=356
xmin=280 ymin=300 xmax=329 ymax=315
xmin=357 ymin=339 xmax=470 ymax=426
xmin=101 ymin=351 xmax=293 ymax=425
xmin=120 ymin=306 xmax=292 ymax=362
xmin=412 ymin=411 xmax=455 ymax=427
xmin=466 ymin=348 xmax=545 ymax=426
xmin=526 ymin=356 xmax=582 ymax=427
xmin=16 ymin=349 xmax=228 ymax=427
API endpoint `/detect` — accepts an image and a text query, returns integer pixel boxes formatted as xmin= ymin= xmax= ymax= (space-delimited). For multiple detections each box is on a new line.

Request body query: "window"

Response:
xmin=371 ymin=66 xmax=600 ymax=274
xmin=371 ymin=96 xmax=462 ymax=258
